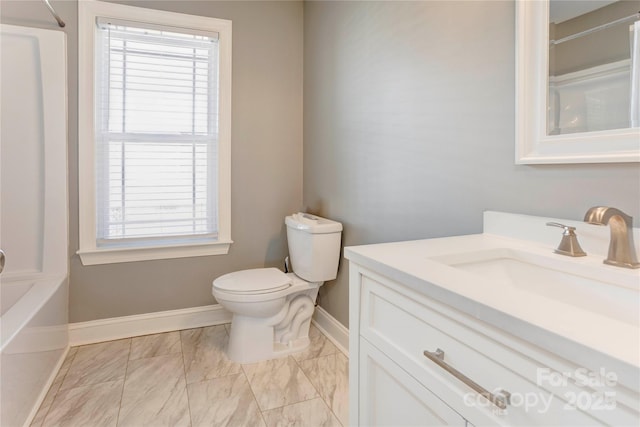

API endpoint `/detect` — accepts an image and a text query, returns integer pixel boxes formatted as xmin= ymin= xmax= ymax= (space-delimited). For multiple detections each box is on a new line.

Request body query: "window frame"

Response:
xmin=78 ymin=0 xmax=232 ymax=265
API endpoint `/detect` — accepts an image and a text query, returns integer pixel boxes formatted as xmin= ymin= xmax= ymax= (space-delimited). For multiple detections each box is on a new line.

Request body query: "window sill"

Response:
xmin=77 ymin=240 xmax=232 ymax=265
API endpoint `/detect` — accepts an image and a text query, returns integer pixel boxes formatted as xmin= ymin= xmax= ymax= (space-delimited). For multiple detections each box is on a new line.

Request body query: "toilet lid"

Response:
xmin=213 ymin=268 xmax=292 ymax=294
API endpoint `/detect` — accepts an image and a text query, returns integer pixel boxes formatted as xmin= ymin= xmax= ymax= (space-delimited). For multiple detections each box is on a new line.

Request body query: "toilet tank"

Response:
xmin=285 ymin=213 xmax=343 ymax=282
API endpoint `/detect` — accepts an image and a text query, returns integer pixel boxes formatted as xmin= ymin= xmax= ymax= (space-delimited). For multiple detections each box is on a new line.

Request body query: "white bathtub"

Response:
xmin=0 ymin=23 xmax=68 ymax=427
xmin=1 ymin=276 xmax=68 ymax=427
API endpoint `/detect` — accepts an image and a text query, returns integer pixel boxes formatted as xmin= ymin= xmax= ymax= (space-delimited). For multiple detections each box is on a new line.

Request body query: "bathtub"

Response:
xmin=0 ymin=24 xmax=68 ymax=427
xmin=1 ymin=276 xmax=68 ymax=427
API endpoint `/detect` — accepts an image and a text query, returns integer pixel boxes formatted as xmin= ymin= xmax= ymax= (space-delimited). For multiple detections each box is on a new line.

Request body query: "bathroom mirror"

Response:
xmin=516 ymin=0 xmax=640 ymax=164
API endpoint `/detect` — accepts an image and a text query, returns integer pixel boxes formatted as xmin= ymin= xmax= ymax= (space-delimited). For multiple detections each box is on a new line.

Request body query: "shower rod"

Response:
xmin=550 ymin=11 xmax=639 ymax=45
xmin=42 ymin=0 xmax=65 ymax=28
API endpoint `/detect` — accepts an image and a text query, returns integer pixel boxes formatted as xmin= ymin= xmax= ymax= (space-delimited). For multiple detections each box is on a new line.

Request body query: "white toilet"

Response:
xmin=212 ymin=212 xmax=343 ymax=363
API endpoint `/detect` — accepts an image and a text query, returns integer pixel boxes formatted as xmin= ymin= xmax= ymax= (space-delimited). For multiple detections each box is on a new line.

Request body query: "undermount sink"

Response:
xmin=430 ymin=248 xmax=639 ymax=326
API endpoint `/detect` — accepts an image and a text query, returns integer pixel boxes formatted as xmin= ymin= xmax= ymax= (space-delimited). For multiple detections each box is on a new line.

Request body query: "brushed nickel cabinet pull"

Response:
xmin=423 ymin=348 xmax=510 ymax=410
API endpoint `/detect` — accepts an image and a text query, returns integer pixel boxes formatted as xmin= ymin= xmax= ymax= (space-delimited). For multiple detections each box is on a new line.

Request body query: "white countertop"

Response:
xmin=344 ymin=211 xmax=640 ymax=390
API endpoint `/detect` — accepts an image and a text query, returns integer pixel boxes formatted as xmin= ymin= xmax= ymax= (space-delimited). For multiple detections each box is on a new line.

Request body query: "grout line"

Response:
xmin=321 ymin=396 xmax=344 ymax=427
xmin=240 ymin=365 xmax=269 ymax=426
xmin=224 ymin=322 xmax=269 ymax=425
xmin=293 ymin=337 xmax=346 ymax=426
xmin=35 ymin=347 xmax=79 ymax=427
xmin=178 ymin=330 xmax=196 ymax=426
xmin=261 ymin=395 xmax=342 ymax=426
xmin=290 ymin=354 xmax=321 ymax=404
xmin=262 ymin=394 xmax=324 ymax=412
xmin=114 ymin=339 xmax=132 ymax=426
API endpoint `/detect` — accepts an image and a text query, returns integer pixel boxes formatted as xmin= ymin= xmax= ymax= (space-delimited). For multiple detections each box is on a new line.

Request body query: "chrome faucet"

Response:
xmin=584 ymin=207 xmax=640 ymax=269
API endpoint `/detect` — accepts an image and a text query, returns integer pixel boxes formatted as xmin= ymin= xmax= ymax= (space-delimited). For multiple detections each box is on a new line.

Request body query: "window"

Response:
xmin=95 ymin=20 xmax=218 ymax=242
xmin=78 ymin=1 xmax=232 ymax=265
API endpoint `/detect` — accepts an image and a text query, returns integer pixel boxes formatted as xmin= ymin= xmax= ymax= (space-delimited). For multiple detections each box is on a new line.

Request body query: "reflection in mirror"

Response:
xmin=547 ymin=0 xmax=640 ymax=135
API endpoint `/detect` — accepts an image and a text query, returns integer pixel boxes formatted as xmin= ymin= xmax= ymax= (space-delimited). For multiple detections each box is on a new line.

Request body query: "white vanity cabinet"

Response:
xmin=346 ymin=260 xmax=640 ymax=427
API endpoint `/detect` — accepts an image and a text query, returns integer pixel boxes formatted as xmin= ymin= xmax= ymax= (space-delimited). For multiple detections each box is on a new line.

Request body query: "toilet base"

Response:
xmin=226 ymin=287 xmax=319 ymax=364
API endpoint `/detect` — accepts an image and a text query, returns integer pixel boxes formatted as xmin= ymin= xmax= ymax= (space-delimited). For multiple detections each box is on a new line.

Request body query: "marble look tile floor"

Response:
xmin=31 ymin=324 xmax=348 ymax=427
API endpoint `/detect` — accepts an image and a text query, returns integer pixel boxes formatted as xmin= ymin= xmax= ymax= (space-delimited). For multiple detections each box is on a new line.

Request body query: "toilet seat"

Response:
xmin=213 ymin=268 xmax=291 ymax=295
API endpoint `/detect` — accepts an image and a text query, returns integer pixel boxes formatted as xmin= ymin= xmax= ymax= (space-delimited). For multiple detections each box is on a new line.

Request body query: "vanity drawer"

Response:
xmin=358 ymin=338 xmax=467 ymax=426
xmin=358 ymin=270 xmax=636 ymax=426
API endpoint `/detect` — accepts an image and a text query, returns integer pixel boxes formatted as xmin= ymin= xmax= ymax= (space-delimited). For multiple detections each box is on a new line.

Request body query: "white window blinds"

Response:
xmin=95 ymin=19 xmax=220 ymax=244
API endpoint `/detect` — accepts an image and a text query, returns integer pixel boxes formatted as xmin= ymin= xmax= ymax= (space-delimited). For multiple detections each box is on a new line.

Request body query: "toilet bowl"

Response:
xmin=213 ymin=268 xmax=321 ymax=363
xmin=212 ymin=213 xmax=342 ymax=364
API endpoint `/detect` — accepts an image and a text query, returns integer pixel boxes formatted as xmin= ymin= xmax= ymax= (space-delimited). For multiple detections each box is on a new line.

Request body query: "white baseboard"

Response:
xmin=69 ymin=303 xmax=349 ymax=356
xmin=69 ymin=304 xmax=232 ymax=346
xmin=312 ymin=306 xmax=349 ymax=356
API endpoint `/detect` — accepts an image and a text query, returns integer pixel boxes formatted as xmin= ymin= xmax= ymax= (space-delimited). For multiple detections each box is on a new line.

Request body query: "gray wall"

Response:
xmin=1 ymin=0 xmax=304 ymax=322
xmin=303 ymin=0 xmax=640 ymax=327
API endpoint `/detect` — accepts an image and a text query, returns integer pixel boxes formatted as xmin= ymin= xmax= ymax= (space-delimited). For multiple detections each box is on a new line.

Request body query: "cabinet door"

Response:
xmin=359 ymin=339 xmax=466 ymax=426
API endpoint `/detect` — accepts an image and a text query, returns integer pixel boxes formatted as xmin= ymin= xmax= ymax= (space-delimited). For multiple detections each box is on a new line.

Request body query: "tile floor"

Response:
xmin=31 ymin=324 xmax=348 ymax=427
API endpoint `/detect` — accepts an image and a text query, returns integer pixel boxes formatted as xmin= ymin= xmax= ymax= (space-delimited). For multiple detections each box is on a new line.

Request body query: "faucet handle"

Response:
xmin=547 ymin=222 xmax=576 ymax=232
xmin=546 ymin=222 xmax=587 ymax=257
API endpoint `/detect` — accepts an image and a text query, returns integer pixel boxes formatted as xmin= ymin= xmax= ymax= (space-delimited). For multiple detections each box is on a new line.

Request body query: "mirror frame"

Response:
xmin=515 ymin=0 xmax=640 ymax=164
